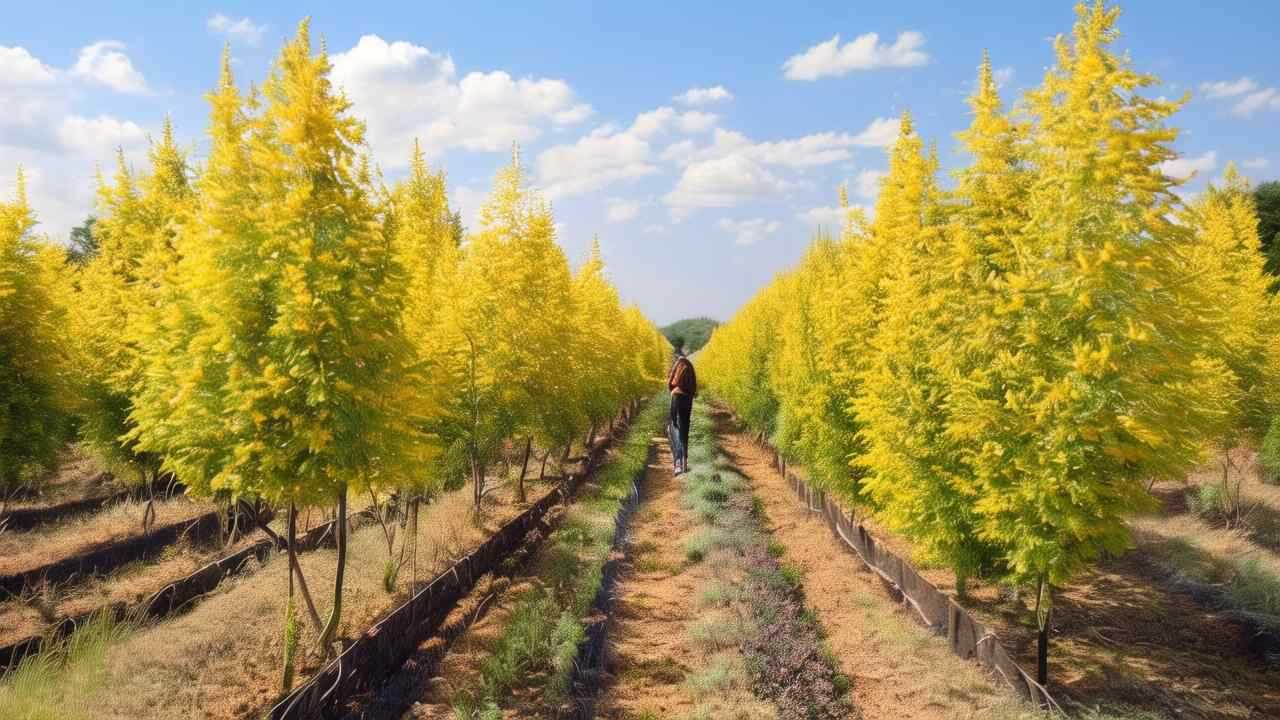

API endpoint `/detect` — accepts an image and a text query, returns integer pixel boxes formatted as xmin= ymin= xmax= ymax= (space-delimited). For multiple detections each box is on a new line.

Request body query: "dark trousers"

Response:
xmin=669 ymin=392 xmax=693 ymax=465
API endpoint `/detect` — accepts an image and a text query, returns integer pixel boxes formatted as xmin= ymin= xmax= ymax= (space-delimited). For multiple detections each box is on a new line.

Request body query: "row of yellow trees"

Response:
xmin=0 ymin=22 xmax=668 ymax=657
xmin=699 ymin=0 xmax=1280 ymax=682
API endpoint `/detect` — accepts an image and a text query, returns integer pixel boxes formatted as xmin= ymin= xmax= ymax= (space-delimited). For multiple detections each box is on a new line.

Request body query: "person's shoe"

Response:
xmin=673 ymin=463 xmax=682 ymax=475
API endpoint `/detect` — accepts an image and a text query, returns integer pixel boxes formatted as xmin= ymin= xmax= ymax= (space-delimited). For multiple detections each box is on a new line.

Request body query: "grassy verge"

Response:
xmin=677 ymin=402 xmax=850 ymax=720
xmin=450 ymin=394 xmax=665 ymax=718
xmin=0 ymin=610 xmax=130 ymax=720
xmin=1132 ymin=516 xmax=1280 ymax=620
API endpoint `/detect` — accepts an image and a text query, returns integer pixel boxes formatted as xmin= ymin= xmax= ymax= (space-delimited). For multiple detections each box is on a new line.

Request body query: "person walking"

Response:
xmin=667 ymin=348 xmax=697 ymax=475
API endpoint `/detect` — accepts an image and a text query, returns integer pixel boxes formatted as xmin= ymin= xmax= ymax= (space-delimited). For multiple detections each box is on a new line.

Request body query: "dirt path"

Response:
xmin=595 ymin=433 xmax=772 ymax=720
xmin=711 ymin=406 xmax=1035 ymax=720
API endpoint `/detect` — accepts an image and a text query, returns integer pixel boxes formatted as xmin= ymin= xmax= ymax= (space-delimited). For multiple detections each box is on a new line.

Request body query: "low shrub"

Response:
xmin=1231 ymin=557 xmax=1280 ymax=615
xmin=1261 ymin=416 xmax=1280 ymax=485
xmin=1186 ymin=483 xmax=1225 ymax=520
xmin=689 ymin=615 xmax=747 ymax=651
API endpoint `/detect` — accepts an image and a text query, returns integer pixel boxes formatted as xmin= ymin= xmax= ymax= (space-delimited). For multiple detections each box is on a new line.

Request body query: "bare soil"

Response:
xmin=396 ymin=571 xmax=541 ymax=718
xmin=0 ymin=532 xmax=266 ymax=646
xmin=83 ymin=479 xmax=528 ymax=720
xmin=0 ymin=495 xmax=214 ymax=576
xmin=713 ymin=407 xmax=1032 ymax=720
xmin=728 ymin=410 xmax=1280 ymax=719
xmin=594 ymin=434 xmax=773 ymax=720
xmin=4 ymin=446 xmax=121 ymax=511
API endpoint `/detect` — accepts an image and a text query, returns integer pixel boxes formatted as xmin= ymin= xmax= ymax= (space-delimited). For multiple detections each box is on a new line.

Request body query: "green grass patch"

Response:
xmin=453 ymin=394 xmax=666 ymax=715
xmin=0 ymin=610 xmax=131 ymax=720
xmin=684 ymin=655 xmax=747 ymax=697
xmin=688 ymin=615 xmax=747 ymax=651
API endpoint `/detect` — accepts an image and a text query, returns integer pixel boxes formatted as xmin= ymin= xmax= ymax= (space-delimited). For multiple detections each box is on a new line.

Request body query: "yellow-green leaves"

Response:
xmin=129 ymin=22 xmax=419 ymax=506
xmin=0 ymin=171 xmax=74 ymax=490
xmin=702 ymin=1 xmax=1255 ymax=595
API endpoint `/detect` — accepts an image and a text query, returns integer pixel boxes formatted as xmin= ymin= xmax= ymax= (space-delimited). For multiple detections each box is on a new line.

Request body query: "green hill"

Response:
xmin=661 ymin=317 xmax=719 ymax=355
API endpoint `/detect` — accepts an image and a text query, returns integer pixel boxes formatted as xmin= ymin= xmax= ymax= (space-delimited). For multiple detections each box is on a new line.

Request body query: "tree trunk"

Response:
xmin=517 ymin=437 xmax=532 ymax=504
xmin=586 ymin=422 xmax=596 ymax=448
xmin=1037 ymin=615 xmax=1050 ymax=685
xmin=471 ymin=454 xmax=485 ymax=514
xmin=410 ymin=497 xmax=419 ymax=591
xmin=317 ymin=487 xmax=348 ymax=654
xmin=1035 ymin=578 xmax=1051 ymax=686
xmin=287 ymin=504 xmax=323 ymax=634
xmin=955 ymin=571 xmax=968 ymax=600
xmin=539 ymin=449 xmax=551 ymax=481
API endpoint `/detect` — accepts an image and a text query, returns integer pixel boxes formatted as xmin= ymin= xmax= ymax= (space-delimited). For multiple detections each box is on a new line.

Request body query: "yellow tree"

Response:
xmin=426 ymin=148 xmax=577 ymax=511
xmin=0 ymin=171 xmax=74 ymax=496
xmin=386 ymin=138 xmax=456 ymax=482
xmin=572 ymin=238 xmax=626 ymax=442
xmin=768 ymin=233 xmax=859 ymax=490
xmin=391 ymin=139 xmax=457 ymax=349
xmin=699 ymin=279 xmax=783 ymax=436
xmin=67 ymin=120 xmax=193 ymax=504
xmin=1179 ymin=164 xmax=1280 ymax=525
xmin=853 ymin=110 xmax=1006 ymax=594
xmin=951 ymin=1 xmax=1234 ymax=682
xmin=130 ymin=27 xmax=423 ymax=653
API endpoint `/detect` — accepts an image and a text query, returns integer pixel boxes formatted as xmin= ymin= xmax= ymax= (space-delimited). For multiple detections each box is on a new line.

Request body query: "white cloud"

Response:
xmin=662 ymin=121 xmax=895 ymax=215
xmin=629 ymin=106 xmax=717 ymax=138
xmin=73 ymin=41 xmax=148 ymax=94
xmin=1232 ymin=88 xmax=1280 ymax=118
xmin=605 ymin=198 xmax=641 ymax=223
xmin=677 ymin=111 xmax=718 ymax=133
xmin=718 ymin=217 xmax=780 ymax=246
xmin=665 ymin=153 xmax=791 ymax=213
xmin=783 ymin=31 xmax=928 ymax=81
xmin=537 ymin=126 xmax=658 ymax=199
xmin=56 ymin=114 xmax=147 ymax=153
xmin=993 ymin=66 xmax=1015 ymax=90
xmin=1243 ymin=157 xmax=1269 ymax=170
xmin=329 ymin=35 xmax=593 ymax=168
xmin=0 ymin=44 xmax=158 ymax=236
xmin=449 ymin=185 xmax=487 ymax=232
xmin=675 ymin=85 xmax=733 ymax=105
xmin=799 ymin=202 xmax=874 ymax=229
xmin=207 ymin=14 xmax=267 ymax=46
xmin=1160 ymin=150 xmax=1217 ymax=180
xmin=536 ymin=105 xmax=717 ymax=199
xmin=554 ymin=104 xmax=594 ymax=125
xmin=660 ymin=139 xmax=698 ymax=164
xmin=854 ymin=169 xmax=886 ymax=199
xmin=798 ymin=206 xmax=844 ymax=228
xmin=1199 ymin=77 xmax=1280 ymax=118
xmin=666 ymin=118 xmax=893 ymax=171
xmin=1200 ymin=77 xmax=1257 ymax=99
xmin=0 ymin=46 xmax=57 ymax=85
xmin=851 ymin=117 xmax=899 ymax=148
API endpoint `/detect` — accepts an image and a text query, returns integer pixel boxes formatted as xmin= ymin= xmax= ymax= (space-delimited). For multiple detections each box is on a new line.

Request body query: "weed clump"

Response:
xmin=1262 ymin=417 xmax=1280 ymax=485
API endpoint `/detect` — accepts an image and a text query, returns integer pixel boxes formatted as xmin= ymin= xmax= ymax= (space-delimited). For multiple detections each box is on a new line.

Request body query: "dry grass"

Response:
xmin=1130 ymin=512 xmax=1280 ymax=580
xmin=0 ymin=610 xmax=131 ymax=720
xmin=0 ymin=496 xmax=214 ymax=576
xmin=839 ymin=589 xmax=1042 ymax=720
xmin=69 ymin=480 xmax=518 ymax=720
xmin=4 ymin=446 xmax=117 ymax=512
xmin=0 ymin=533 xmax=267 ymax=647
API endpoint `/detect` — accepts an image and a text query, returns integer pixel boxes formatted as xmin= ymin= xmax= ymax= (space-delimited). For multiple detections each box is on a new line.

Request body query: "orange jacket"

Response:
xmin=667 ymin=357 xmax=697 ymax=397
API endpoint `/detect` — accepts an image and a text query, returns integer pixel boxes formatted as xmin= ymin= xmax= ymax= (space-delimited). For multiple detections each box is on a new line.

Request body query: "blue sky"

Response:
xmin=3 ymin=1 xmax=1278 ymax=325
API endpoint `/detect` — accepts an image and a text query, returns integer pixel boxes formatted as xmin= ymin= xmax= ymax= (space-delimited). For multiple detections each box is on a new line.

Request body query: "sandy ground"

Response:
xmin=712 ymin=406 xmax=1035 ymax=720
xmin=593 ymin=434 xmax=766 ymax=719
